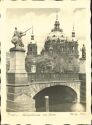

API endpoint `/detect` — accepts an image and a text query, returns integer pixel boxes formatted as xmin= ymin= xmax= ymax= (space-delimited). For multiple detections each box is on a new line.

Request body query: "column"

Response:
xmin=45 ymin=96 xmax=49 ymax=112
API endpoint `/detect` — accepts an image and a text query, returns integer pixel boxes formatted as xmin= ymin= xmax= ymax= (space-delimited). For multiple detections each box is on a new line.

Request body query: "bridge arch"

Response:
xmin=32 ymin=85 xmax=77 ymax=112
xmin=29 ymin=81 xmax=80 ymax=102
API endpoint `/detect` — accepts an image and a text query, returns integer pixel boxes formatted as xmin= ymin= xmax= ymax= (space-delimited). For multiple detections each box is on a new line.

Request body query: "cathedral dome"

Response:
xmin=46 ymin=15 xmax=66 ymax=41
xmin=48 ymin=31 xmax=66 ymax=41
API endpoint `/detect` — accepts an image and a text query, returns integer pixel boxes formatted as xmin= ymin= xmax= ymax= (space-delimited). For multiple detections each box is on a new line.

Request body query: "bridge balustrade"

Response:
xmin=28 ymin=73 xmax=79 ymax=83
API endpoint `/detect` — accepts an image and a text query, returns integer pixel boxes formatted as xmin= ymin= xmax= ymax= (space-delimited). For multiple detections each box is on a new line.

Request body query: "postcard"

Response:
xmin=1 ymin=0 xmax=91 ymax=124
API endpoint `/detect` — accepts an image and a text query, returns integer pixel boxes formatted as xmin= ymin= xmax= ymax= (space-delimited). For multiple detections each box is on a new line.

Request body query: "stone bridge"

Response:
xmin=27 ymin=80 xmax=81 ymax=102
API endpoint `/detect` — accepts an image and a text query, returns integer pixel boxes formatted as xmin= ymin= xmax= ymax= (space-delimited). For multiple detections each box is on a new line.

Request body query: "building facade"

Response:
xmin=6 ymin=15 xmax=86 ymax=112
xmin=25 ymin=16 xmax=86 ymax=112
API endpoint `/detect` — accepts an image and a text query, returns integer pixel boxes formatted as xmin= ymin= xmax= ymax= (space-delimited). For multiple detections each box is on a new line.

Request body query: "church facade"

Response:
xmin=6 ymin=15 xmax=86 ymax=112
xmin=25 ymin=16 xmax=86 ymax=112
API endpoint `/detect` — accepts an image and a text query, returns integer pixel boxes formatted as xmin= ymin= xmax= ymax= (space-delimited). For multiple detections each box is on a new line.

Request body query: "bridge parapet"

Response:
xmin=28 ymin=73 xmax=80 ymax=83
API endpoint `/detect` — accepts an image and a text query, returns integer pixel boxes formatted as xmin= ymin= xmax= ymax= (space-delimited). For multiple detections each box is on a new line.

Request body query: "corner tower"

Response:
xmin=27 ymin=27 xmax=37 ymax=56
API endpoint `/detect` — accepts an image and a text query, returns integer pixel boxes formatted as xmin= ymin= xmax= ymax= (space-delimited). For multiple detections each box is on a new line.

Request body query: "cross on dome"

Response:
xmin=56 ymin=12 xmax=58 ymax=20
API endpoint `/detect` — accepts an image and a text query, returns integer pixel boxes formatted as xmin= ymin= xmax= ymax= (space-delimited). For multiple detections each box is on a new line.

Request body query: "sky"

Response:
xmin=6 ymin=6 xmax=89 ymax=55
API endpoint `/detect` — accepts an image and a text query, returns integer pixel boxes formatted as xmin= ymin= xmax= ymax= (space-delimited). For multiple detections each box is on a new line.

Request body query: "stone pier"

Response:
xmin=7 ymin=47 xmax=28 ymax=112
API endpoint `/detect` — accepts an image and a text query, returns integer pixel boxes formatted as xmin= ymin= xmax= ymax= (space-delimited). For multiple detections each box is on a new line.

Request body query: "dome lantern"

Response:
xmin=30 ymin=26 xmax=36 ymax=44
xmin=52 ymin=13 xmax=63 ymax=32
xmin=72 ymin=26 xmax=77 ymax=42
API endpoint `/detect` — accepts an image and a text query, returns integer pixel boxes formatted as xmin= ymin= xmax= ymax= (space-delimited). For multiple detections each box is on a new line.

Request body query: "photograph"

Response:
xmin=6 ymin=7 xmax=87 ymax=112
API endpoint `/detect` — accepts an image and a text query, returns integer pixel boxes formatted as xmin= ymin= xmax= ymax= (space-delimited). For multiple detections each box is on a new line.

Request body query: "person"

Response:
xmin=11 ymin=27 xmax=26 ymax=47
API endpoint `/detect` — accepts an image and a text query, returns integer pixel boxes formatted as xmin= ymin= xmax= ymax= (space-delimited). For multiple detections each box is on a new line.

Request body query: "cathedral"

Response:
xmin=6 ymin=15 xmax=86 ymax=112
xmin=24 ymin=15 xmax=86 ymax=112
xmin=26 ymin=16 xmax=80 ymax=74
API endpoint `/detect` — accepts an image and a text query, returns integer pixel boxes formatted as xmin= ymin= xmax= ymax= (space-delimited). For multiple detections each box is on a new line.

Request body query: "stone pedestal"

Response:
xmin=7 ymin=47 xmax=28 ymax=111
xmin=8 ymin=47 xmax=26 ymax=73
xmin=79 ymin=58 xmax=86 ymax=74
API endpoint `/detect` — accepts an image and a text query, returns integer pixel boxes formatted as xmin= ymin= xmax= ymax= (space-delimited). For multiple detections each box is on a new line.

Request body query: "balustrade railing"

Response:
xmin=28 ymin=73 xmax=79 ymax=83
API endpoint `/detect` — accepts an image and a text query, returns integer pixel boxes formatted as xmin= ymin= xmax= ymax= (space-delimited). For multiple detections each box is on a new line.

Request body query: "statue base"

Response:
xmin=10 ymin=46 xmax=25 ymax=52
xmin=7 ymin=46 xmax=28 ymax=111
xmin=8 ymin=46 xmax=26 ymax=73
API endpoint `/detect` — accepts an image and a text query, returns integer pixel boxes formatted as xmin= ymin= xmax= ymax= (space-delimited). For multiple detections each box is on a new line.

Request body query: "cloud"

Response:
xmin=73 ymin=8 xmax=85 ymax=13
xmin=7 ymin=8 xmax=60 ymax=18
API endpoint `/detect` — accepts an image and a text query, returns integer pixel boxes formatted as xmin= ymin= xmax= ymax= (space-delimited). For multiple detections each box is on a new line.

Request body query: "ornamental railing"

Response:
xmin=28 ymin=73 xmax=79 ymax=83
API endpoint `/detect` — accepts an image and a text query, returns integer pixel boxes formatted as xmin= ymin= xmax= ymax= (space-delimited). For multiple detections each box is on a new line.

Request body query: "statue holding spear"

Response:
xmin=11 ymin=27 xmax=32 ymax=48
